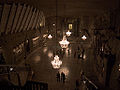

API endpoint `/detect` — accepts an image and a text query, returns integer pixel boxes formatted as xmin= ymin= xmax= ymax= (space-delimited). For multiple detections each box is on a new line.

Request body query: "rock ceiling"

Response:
xmin=0 ymin=0 xmax=119 ymax=17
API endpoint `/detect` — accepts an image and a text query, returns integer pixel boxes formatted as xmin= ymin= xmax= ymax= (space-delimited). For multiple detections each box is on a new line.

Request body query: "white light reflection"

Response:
xmin=43 ymin=47 xmax=48 ymax=53
xmin=10 ymin=67 xmax=13 ymax=71
xmin=83 ymin=54 xmax=86 ymax=59
xmin=48 ymin=51 xmax=53 ymax=58
xmin=48 ymin=34 xmax=52 ymax=39
xmin=34 ymin=55 xmax=41 ymax=63
xmin=59 ymin=67 xmax=69 ymax=76
xmin=43 ymin=34 xmax=47 ymax=38
xmin=66 ymin=30 xmax=71 ymax=37
xmin=65 ymin=48 xmax=71 ymax=56
xmin=82 ymin=35 xmax=87 ymax=40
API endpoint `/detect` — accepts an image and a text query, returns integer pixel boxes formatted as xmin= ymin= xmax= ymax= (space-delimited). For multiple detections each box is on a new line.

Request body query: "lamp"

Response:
xmin=51 ymin=0 xmax=62 ymax=69
xmin=59 ymin=35 xmax=69 ymax=48
xmin=66 ymin=30 xmax=71 ymax=36
xmin=59 ymin=2 xmax=70 ymax=48
xmin=82 ymin=35 xmax=87 ymax=40
xmin=51 ymin=55 xmax=62 ymax=69
xmin=48 ymin=34 xmax=52 ymax=39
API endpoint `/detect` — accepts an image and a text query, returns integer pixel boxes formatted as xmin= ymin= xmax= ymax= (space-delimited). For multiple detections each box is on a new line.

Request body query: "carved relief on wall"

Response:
xmin=94 ymin=12 xmax=110 ymax=29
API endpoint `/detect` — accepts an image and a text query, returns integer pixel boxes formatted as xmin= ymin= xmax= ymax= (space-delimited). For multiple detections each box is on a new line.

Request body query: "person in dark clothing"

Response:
xmin=74 ymin=51 xmax=76 ymax=58
xmin=56 ymin=71 xmax=60 ymax=82
xmin=61 ymin=72 xmax=66 ymax=83
xmin=0 ymin=53 xmax=5 ymax=64
xmin=76 ymin=79 xmax=79 ymax=88
xmin=78 ymin=53 xmax=80 ymax=59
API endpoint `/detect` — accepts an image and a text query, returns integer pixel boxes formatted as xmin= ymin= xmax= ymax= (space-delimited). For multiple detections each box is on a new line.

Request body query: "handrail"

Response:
xmin=83 ymin=75 xmax=98 ymax=89
xmin=0 ymin=64 xmax=31 ymax=86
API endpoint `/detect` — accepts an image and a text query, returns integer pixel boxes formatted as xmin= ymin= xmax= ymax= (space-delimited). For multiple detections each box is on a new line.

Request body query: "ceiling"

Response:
xmin=0 ymin=0 xmax=119 ymax=17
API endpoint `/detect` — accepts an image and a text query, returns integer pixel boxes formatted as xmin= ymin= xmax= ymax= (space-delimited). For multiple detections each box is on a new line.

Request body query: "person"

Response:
xmin=81 ymin=49 xmax=85 ymax=59
xmin=56 ymin=71 xmax=60 ymax=82
xmin=74 ymin=51 xmax=76 ymax=58
xmin=61 ymin=72 xmax=65 ymax=83
xmin=76 ymin=79 xmax=79 ymax=88
xmin=0 ymin=53 xmax=5 ymax=64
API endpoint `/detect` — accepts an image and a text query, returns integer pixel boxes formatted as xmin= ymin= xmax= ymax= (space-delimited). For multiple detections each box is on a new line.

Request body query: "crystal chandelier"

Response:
xmin=59 ymin=35 xmax=70 ymax=48
xmin=66 ymin=30 xmax=71 ymax=36
xmin=82 ymin=35 xmax=87 ymax=40
xmin=51 ymin=55 xmax=62 ymax=69
xmin=48 ymin=34 xmax=52 ymax=39
xmin=51 ymin=0 xmax=62 ymax=69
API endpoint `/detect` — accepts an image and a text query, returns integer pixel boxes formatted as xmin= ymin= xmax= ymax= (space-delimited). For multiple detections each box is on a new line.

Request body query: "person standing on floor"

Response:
xmin=74 ymin=51 xmax=76 ymax=58
xmin=56 ymin=71 xmax=60 ymax=82
xmin=61 ymin=72 xmax=66 ymax=83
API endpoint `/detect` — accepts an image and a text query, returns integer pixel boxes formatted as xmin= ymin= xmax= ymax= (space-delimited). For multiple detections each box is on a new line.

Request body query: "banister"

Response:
xmin=83 ymin=75 xmax=98 ymax=89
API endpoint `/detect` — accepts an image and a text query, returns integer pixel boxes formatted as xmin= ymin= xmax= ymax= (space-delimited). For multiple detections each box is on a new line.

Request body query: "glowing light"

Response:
xmin=59 ymin=36 xmax=70 ymax=48
xmin=48 ymin=51 xmax=53 ymax=58
xmin=119 ymin=69 xmax=120 ymax=71
xmin=53 ymin=23 xmax=55 ymax=26
xmin=51 ymin=55 xmax=62 ymax=69
xmin=65 ymin=48 xmax=71 ymax=57
xmin=48 ymin=34 xmax=52 ymax=39
xmin=34 ymin=55 xmax=41 ymax=63
xmin=40 ymin=23 xmax=42 ymax=27
xmin=82 ymin=35 xmax=87 ymax=40
xmin=66 ymin=30 xmax=71 ymax=36
xmin=83 ymin=80 xmax=86 ymax=84
xmin=59 ymin=67 xmax=69 ymax=76
xmin=32 ymin=36 xmax=39 ymax=41
xmin=83 ymin=54 xmax=86 ymax=59
xmin=43 ymin=47 xmax=47 ymax=53
xmin=43 ymin=34 xmax=47 ymax=38
xmin=69 ymin=24 xmax=72 ymax=29
xmin=10 ymin=67 xmax=13 ymax=71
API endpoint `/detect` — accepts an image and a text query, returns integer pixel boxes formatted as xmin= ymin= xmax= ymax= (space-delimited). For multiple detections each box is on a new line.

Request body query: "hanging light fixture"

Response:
xmin=82 ymin=35 xmax=87 ymax=40
xmin=48 ymin=34 xmax=52 ymax=39
xmin=66 ymin=30 xmax=71 ymax=37
xmin=59 ymin=35 xmax=69 ymax=48
xmin=51 ymin=0 xmax=62 ymax=69
xmin=51 ymin=55 xmax=62 ymax=69
xmin=59 ymin=1 xmax=70 ymax=48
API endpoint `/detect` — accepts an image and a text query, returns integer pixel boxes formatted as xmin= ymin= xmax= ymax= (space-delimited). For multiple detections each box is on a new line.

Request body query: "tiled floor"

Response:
xmin=27 ymin=38 xmax=93 ymax=90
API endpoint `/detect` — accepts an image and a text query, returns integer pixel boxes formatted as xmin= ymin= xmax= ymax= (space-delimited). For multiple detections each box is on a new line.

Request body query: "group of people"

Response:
xmin=74 ymin=46 xmax=85 ymax=60
xmin=56 ymin=71 xmax=66 ymax=83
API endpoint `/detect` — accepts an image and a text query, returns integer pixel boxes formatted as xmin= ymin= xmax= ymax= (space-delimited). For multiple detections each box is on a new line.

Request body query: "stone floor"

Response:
xmin=27 ymin=38 xmax=94 ymax=90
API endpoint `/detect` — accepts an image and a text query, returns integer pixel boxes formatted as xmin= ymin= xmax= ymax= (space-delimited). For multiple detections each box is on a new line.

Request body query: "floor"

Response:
xmin=27 ymin=37 xmax=94 ymax=90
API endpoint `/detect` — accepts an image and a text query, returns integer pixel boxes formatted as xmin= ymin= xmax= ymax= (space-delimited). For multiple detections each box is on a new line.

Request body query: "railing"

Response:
xmin=0 ymin=64 xmax=31 ymax=86
xmin=0 ymin=81 xmax=48 ymax=90
xmin=0 ymin=64 xmax=48 ymax=90
xmin=82 ymin=75 xmax=99 ymax=90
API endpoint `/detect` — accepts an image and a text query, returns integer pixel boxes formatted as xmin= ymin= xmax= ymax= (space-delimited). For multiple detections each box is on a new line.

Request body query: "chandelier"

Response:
xmin=66 ymin=30 xmax=71 ymax=36
xmin=48 ymin=34 xmax=52 ymax=39
xmin=51 ymin=55 xmax=62 ymax=69
xmin=59 ymin=35 xmax=70 ymax=48
xmin=82 ymin=35 xmax=87 ymax=40
xmin=51 ymin=0 xmax=62 ymax=69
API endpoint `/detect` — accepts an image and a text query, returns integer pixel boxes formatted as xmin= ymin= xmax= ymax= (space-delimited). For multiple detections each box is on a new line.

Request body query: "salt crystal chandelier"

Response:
xmin=51 ymin=55 xmax=62 ymax=69
xmin=82 ymin=35 xmax=87 ymax=40
xmin=66 ymin=30 xmax=71 ymax=37
xmin=59 ymin=35 xmax=70 ymax=48
xmin=48 ymin=34 xmax=52 ymax=39
xmin=51 ymin=0 xmax=62 ymax=69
